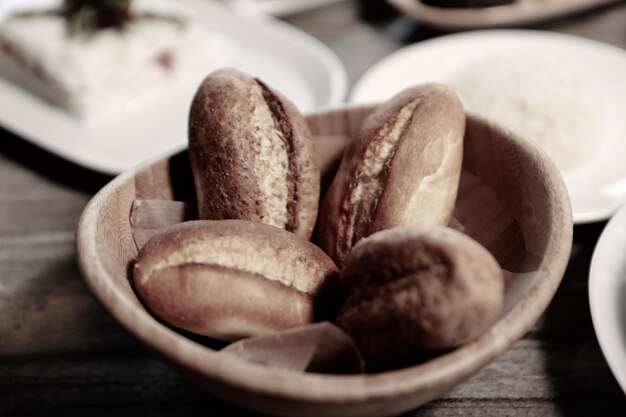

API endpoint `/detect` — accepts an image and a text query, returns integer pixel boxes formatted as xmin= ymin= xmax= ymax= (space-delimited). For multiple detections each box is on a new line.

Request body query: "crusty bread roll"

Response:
xmin=317 ymin=83 xmax=465 ymax=266
xmin=133 ymin=220 xmax=339 ymax=342
xmin=335 ymin=226 xmax=504 ymax=372
xmin=188 ymin=68 xmax=320 ymax=239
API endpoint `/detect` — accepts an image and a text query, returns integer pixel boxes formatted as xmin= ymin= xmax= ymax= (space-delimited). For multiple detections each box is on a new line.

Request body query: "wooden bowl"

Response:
xmin=76 ymin=105 xmax=573 ymax=417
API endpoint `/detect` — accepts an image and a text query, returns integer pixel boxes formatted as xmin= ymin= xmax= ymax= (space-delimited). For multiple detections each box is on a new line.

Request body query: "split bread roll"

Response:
xmin=133 ymin=220 xmax=340 ymax=342
xmin=317 ymin=83 xmax=465 ymax=266
xmin=335 ymin=226 xmax=504 ymax=372
xmin=188 ymin=68 xmax=320 ymax=239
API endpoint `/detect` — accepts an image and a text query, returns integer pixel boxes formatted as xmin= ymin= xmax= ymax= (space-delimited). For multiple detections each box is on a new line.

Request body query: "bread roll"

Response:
xmin=317 ymin=83 xmax=465 ymax=266
xmin=133 ymin=220 xmax=339 ymax=341
xmin=335 ymin=226 xmax=504 ymax=371
xmin=188 ymin=68 xmax=320 ymax=239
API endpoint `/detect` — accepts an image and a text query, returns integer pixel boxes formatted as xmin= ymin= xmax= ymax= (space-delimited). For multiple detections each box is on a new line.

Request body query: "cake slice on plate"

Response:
xmin=0 ymin=0 xmax=221 ymax=121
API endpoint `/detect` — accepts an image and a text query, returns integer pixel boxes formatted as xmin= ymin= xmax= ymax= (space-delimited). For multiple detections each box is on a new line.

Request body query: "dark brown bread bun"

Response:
xmin=317 ymin=83 xmax=465 ymax=267
xmin=335 ymin=226 xmax=504 ymax=371
xmin=188 ymin=68 xmax=320 ymax=239
xmin=133 ymin=220 xmax=340 ymax=342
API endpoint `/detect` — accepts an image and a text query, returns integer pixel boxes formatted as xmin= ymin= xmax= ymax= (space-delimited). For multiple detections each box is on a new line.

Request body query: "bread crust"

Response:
xmin=317 ymin=84 xmax=465 ymax=266
xmin=188 ymin=68 xmax=320 ymax=239
xmin=133 ymin=220 xmax=340 ymax=341
xmin=335 ymin=226 xmax=504 ymax=371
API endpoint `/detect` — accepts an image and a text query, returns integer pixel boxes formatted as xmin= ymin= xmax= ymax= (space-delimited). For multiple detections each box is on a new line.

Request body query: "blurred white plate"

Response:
xmin=589 ymin=203 xmax=626 ymax=395
xmin=350 ymin=30 xmax=626 ymax=224
xmin=0 ymin=0 xmax=347 ymax=175
xmin=386 ymin=0 xmax=619 ymax=30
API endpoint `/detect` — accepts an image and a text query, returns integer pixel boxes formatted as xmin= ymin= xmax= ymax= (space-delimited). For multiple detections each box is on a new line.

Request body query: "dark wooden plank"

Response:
xmin=0 ymin=356 xmax=247 ymax=416
xmin=413 ymin=398 xmax=626 ymax=417
xmin=538 ymin=2 xmax=626 ymax=47
xmin=0 ymin=236 xmax=139 ymax=357
xmin=283 ymin=2 xmax=408 ymax=85
xmin=0 ymin=200 xmax=87 ymax=236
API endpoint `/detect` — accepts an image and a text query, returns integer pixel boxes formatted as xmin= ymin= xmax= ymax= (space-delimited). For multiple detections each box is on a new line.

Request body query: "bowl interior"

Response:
xmin=76 ymin=104 xmax=572 ymax=417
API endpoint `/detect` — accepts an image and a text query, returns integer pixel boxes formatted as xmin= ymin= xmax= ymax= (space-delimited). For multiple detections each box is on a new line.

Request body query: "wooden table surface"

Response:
xmin=2 ymin=1 xmax=626 ymax=415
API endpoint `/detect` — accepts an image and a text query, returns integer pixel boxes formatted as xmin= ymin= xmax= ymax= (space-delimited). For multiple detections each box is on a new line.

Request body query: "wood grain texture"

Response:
xmin=2 ymin=0 xmax=626 ymax=415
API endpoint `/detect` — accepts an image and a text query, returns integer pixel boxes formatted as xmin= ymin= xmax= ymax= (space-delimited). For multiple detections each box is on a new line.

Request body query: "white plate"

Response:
xmin=0 ymin=0 xmax=347 ymax=175
xmin=589 ymin=203 xmax=626 ymax=395
xmin=386 ymin=0 xmax=619 ymax=30
xmin=350 ymin=30 xmax=626 ymax=224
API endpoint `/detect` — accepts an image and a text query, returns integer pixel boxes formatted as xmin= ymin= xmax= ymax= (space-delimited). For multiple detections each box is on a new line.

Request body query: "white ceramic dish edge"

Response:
xmin=589 ymin=204 xmax=626 ymax=395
